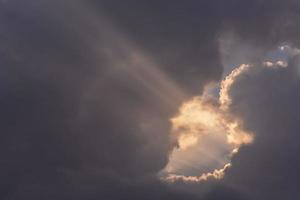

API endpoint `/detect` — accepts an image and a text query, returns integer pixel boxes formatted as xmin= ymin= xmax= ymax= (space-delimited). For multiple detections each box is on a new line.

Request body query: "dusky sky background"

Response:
xmin=0 ymin=0 xmax=300 ymax=199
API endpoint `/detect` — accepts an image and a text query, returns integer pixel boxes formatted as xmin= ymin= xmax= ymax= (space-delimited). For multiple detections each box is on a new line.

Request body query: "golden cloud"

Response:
xmin=162 ymin=64 xmax=254 ymax=182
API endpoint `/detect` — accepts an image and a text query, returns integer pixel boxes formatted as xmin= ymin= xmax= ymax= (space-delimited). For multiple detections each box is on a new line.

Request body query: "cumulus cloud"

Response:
xmin=162 ymin=66 xmax=254 ymax=183
xmin=163 ymin=47 xmax=300 ymax=200
xmin=220 ymin=50 xmax=300 ymax=200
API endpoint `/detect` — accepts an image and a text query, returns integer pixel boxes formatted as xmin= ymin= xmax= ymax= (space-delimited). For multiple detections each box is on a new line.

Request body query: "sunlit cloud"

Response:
xmin=164 ymin=163 xmax=231 ymax=182
xmin=162 ymin=49 xmax=300 ymax=183
xmin=162 ymin=64 xmax=255 ymax=183
xmin=219 ymin=64 xmax=250 ymax=110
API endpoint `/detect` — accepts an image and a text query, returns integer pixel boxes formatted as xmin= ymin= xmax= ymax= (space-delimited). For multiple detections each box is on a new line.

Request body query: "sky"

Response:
xmin=0 ymin=0 xmax=300 ymax=199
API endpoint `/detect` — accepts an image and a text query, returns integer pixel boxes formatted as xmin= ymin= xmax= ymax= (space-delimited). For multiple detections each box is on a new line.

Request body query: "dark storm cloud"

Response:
xmin=0 ymin=0 xmax=300 ymax=199
xmin=218 ymin=55 xmax=300 ymax=200
xmin=91 ymin=0 xmax=224 ymax=93
xmin=0 ymin=1 xmax=203 ymax=199
xmin=93 ymin=0 xmax=300 ymax=69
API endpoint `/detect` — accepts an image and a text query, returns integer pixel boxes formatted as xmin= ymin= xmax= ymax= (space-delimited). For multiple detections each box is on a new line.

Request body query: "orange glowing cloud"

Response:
xmin=162 ymin=64 xmax=255 ymax=183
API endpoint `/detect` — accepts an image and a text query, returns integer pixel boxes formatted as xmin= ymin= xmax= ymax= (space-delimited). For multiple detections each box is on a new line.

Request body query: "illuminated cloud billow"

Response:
xmin=163 ymin=49 xmax=300 ymax=200
xmin=162 ymin=69 xmax=254 ymax=182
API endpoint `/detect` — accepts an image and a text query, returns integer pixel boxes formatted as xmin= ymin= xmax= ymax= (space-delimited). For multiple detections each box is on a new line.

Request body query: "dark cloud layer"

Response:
xmin=0 ymin=0 xmax=300 ymax=199
xmin=221 ymin=56 xmax=300 ymax=200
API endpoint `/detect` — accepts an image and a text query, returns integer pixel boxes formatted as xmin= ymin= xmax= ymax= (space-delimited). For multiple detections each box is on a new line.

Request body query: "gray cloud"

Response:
xmin=219 ymin=54 xmax=300 ymax=200
xmin=0 ymin=0 xmax=300 ymax=199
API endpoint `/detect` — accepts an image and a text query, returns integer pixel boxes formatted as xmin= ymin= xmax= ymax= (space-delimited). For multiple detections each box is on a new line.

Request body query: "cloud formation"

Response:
xmin=1 ymin=0 xmax=300 ymax=199
xmin=162 ymin=65 xmax=253 ymax=183
xmin=220 ymin=49 xmax=300 ymax=200
xmin=162 ymin=47 xmax=300 ymax=199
